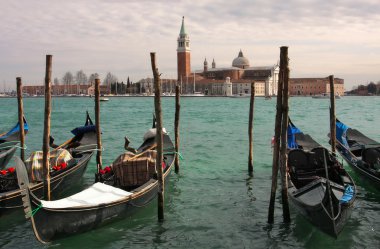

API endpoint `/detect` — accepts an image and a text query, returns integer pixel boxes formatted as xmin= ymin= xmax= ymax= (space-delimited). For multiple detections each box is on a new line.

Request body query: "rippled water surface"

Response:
xmin=0 ymin=96 xmax=379 ymax=248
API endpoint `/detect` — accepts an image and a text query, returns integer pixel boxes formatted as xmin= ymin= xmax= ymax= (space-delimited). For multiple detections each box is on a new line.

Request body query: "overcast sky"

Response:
xmin=1 ymin=0 xmax=380 ymax=90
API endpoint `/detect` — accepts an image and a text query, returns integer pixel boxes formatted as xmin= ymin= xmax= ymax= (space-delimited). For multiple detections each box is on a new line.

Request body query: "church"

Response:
xmin=177 ymin=17 xmax=279 ymax=96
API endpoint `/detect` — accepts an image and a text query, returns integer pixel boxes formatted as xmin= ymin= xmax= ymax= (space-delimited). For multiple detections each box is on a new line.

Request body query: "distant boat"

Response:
xmin=312 ymin=93 xmax=341 ymax=99
xmin=230 ymin=93 xmax=250 ymax=98
xmin=100 ymin=97 xmax=109 ymax=102
xmin=183 ymin=92 xmax=205 ymax=97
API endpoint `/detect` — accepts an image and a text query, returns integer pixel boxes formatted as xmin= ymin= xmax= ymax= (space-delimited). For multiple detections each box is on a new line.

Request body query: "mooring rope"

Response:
xmin=163 ymin=151 xmax=184 ymax=160
xmin=29 ymin=203 xmax=43 ymax=217
xmin=0 ymin=141 xmax=21 ymax=150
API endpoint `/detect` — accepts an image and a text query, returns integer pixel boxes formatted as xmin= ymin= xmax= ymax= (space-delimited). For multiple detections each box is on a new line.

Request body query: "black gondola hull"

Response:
xmin=0 ymin=152 xmax=93 ymax=210
xmin=288 ymin=179 xmax=355 ymax=237
xmin=336 ymin=143 xmax=380 ymax=186
xmin=29 ymin=158 xmax=173 ymax=242
xmin=1 ymin=114 xmax=97 ymax=212
xmin=0 ymin=143 xmax=17 ymax=169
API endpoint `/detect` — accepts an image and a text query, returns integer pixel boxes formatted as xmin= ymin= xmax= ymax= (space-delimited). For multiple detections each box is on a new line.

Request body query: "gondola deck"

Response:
xmin=287 ymin=119 xmax=356 ymax=237
xmin=335 ymin=119 xmax=380 ymax=187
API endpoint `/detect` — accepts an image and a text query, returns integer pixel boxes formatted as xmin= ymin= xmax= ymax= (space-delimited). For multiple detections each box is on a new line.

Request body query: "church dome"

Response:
xmin=232 ymin=50 xmax=250 ymax=68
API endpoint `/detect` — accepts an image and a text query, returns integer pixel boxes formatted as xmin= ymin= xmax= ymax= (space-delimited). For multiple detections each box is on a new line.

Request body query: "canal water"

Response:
xmin=0 ymin=96 xmax=379 ymax=248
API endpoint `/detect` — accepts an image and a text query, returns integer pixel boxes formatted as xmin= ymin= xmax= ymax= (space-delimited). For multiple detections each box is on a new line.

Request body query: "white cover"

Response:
xmin=41 ymin=182 xmax=132 ymax=209
xmin=143 ymin=128 xmax=167 ymax=141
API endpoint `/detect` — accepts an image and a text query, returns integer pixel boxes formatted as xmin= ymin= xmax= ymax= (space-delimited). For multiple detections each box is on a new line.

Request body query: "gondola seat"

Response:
xmin=289 ymin=149 xmax=318 ymax=187
xmin=112 ymin=150 xmax=157 ymax=189
xmin=310 ymin=147 xmax=333 ymax=171
xmin=362 ymin=148 xmax=380 ymax=170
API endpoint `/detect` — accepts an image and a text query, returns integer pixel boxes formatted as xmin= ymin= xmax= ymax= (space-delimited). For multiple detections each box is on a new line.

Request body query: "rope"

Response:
xmin=30 ymin=203 xmax=43 ymax=217
xmin=128 ymin=144 xmax=157 ymax=161
xmin=0 ymin=141 xmax=20 ymax=150
xmin=52 ymin=137 xmax=76 ymax=151
xmin=15 ymin=145 xmax=27 ymax=150
xmin=164 ymin=151 xmax=184 ymax=160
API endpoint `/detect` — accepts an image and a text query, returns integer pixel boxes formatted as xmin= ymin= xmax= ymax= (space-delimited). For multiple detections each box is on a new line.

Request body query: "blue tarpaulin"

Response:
xmin=288 ymin=121 xmax=302 ymax=149
xmin=340 ymin=185 xmax=354 ymax=204
xmin=0 ymin=119 xmax=29 ymax=140
xmin=71 ymin=125 xmax=96 ymax=136
xmin=336 ymin=121 xmax=349 ymax=148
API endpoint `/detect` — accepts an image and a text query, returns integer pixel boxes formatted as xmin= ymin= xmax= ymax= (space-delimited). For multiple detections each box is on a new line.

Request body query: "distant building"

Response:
xmin=177 ymin=17 xmax=279 ymax=96
xmin=289 ymin=77 xmax=344 ymax=96
xmin=23 ymin=84 xmax=110 ymax=96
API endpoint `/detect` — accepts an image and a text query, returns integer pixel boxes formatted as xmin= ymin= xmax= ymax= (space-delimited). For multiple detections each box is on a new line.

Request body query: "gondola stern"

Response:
xmin=14 ymin=156 xmax=50 ymax=244
xmin=14 ymin=157 xmax=32 ymax=219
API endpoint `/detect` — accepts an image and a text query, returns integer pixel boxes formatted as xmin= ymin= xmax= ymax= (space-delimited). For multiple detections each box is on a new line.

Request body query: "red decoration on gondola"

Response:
xmin=99 ymin=166 xmax=112 ymax=175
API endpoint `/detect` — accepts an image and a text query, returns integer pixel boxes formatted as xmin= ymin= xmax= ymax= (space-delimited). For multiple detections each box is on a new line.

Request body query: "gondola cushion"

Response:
xmin=362 ymin=148 xmax=380 ymax=169
xmin=25 ymin=149 xmax=73 ymax=181
xmin=40 ymin=182 xmax=132 ymax=208
xmin=143 ymin=128 xmax=167 ymax=141
xmin=112 ymin=150 xmax=157 ymax=188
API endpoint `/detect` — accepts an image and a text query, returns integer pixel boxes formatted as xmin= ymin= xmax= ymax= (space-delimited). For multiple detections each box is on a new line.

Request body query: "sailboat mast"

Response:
xmin=193 ymin=72 xmax=195 ymax=93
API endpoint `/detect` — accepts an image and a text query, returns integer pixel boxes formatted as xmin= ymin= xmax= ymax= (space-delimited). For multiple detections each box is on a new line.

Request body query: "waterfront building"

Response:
xmin=23 ymin=84 xmax=109 ymax=96
xmin=177 ymin=17 xmax=279 ymax=96
xmin=289 ymin=77 xmax=344 ymax=96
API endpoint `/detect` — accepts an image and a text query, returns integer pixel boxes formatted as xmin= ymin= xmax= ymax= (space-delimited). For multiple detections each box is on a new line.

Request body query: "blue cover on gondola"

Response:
xmin=288 ymin=122 xmax=302 ymax=149
xmin=340 ymin=185 xmax=354 ymax=204
xmin=0 ymin=119 xmax=29 ymax=140
xmin=336 ymin=121 xmax=349 ymax=148
xmin=71 ymin=125 xmax=96 ymax=136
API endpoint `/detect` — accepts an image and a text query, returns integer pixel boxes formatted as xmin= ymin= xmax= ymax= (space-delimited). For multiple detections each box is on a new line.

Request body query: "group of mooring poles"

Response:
xmin=150 ymin=52 xmax=181 ymax=220
xmin=22 ymin=54 xmax=182 ymax=221
xmin=264 ymin=48 xmax=338 ymax=224
xmin=14 ymin=55 xmax=52 ymax=201
xmin=267 ymin=46 xmax=291 ymax=223
xmin=92 ymin=52 xmax=182 ymax=221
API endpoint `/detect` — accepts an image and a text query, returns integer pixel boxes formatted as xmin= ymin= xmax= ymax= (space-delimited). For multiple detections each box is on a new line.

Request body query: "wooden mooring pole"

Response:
xmin=279 ymin=46 xmax=291 ymax=222
xmin=329 ymin=75 xmax=336 ymax=154
xmin=248 ymin=81 xmax=255 ymax=175
xmin=16 ymin=77 xmax=26 ymax=162
xmin=268 ymin=52 xmax=285 ymax=224
xmin=95 ymin=78 xmax=103 ymax=182
xmin=174 ymin=84 xmax=181 ymax=174
xmin=150 ymin=52 xmax=164 ymax=221
xmin=43 ymin=55 xmax=52 ymax=201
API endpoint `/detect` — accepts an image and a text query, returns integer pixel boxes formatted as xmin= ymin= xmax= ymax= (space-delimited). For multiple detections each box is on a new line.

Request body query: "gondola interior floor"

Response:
xmin=41 ymin=182 xmax=132 ymax=208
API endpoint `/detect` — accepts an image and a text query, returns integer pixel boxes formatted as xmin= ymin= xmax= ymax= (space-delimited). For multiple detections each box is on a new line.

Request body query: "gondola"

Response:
xmin=335 ymin=119 xmax=380 ymax=186
xmin=287 ymin=119 xmax=356 ymax=237
xmin=16 ymin=125 xmax=176 ymax=243
xmin=0 ymin=113 xmax=96 ymax=211
xmin=0 ymin=117 xmax=29 ymax=169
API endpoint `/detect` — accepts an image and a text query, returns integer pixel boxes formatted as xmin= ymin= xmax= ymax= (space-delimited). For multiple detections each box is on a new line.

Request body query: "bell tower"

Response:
xmin=177 ymin=16 xmax=191 ymax=81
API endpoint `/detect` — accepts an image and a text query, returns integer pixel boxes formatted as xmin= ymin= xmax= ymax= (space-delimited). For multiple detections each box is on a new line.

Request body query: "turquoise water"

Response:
xmin=0 ymin=96 xmax=379 ymax=248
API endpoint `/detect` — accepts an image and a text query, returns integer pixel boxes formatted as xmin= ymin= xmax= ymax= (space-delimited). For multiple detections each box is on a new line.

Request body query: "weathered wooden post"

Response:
xmin=150 ymin=52 xmax=164 ymax=220
xmin=174 ymin=84 xmax=181 ymax=174
xmin=42 ymin=55 xmax=52 ymax=201
xmin=329 ymin=75 xmax=336 ymax=154
xmin=248 ymin=81 xmax=255 ymax=175
xmin=95 ymin=78 xmax=103 ymax=182
xmin=279 ymin=46 xmax=291 ymax=222
xmin=268 ymin=51 xmax=285 ymax=223
xmin=16 ymin=77 xmax=26 ymax=162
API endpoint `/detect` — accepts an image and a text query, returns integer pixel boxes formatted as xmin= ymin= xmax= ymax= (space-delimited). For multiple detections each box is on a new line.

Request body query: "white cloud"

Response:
xmin=0 ymin=0 xmax=380 ymax=89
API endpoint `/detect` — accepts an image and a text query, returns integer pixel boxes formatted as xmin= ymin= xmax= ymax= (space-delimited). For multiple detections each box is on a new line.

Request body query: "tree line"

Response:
xmin=56 ymin=70 xmax=131 ymax=86
xmin=349 ymin=81 xmax=380 ymax=95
